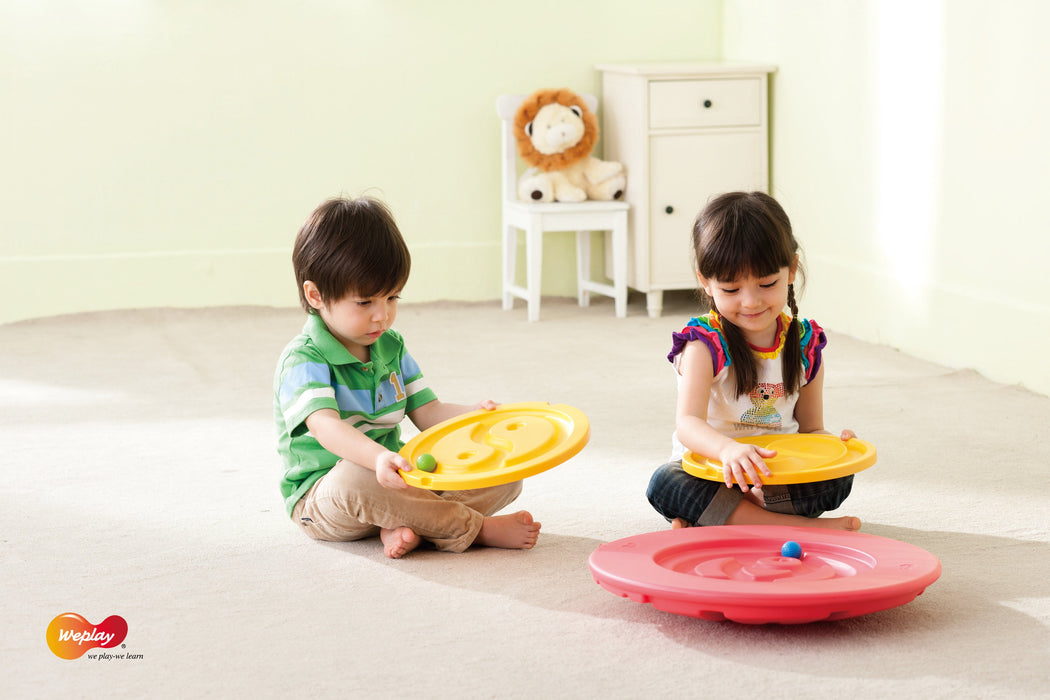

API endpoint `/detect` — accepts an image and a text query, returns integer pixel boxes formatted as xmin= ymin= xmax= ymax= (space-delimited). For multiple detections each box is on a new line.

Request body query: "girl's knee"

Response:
xmin=647 ymin=461 xmax=683 ymax=495
xmin=788 ymin=475 xmax=854 ymax=517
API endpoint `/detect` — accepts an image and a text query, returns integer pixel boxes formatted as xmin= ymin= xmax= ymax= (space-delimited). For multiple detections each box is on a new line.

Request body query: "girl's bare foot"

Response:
xmin=476 ymin=511 xmax=541 ymax=549
xmin=785 ymin=515 xmax=861 ymax=531
xmin=819 ymin=515 xmax=862 ymax=531
xmin=380 ymin=526 xmax=420 ymax=559
xmin=726 ymin=499 xmax=861 ymax=531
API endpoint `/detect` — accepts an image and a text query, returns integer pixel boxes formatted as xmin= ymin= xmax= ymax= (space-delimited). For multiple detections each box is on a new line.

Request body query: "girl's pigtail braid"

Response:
xmin=783 ymin=282 xmax=802 ymax=395
xmin=712 ymin=302 xmax=757 ymax=397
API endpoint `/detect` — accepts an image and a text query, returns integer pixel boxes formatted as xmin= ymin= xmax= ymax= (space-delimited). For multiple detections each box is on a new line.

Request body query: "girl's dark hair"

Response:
xmin=693 ymin=191 xmax=805 ymax=397
xmin=292 ymin=196 xmax=411 ymax=314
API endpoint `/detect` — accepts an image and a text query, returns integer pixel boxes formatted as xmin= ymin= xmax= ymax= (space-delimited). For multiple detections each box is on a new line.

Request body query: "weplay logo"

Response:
xmin=46 ymin=613 xmax=128 ymax=660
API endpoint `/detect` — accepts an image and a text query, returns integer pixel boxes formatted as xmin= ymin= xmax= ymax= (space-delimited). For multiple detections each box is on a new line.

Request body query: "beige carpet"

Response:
xmin=4 ymin=295 xmax=1048 ymax=698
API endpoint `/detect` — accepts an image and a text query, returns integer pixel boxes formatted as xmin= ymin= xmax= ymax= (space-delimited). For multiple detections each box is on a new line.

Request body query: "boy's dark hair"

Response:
xmin=292 ymin=196 xmax=411 ymax=314
xmin=693 ymin=191 xmax=805 ymax=398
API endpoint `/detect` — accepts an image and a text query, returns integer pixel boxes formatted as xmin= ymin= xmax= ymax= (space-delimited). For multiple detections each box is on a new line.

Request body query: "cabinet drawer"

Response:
xmin=649 ymin=78 xmax=762 ymax=129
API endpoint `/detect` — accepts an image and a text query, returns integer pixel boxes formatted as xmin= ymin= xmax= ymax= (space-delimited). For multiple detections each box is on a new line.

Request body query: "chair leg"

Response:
xmin=525 ymin=219 xmax=543 ymax=322
xmin=611 ymin=215 xmax=628 ymax=318
xmin=502 ymin=223 xmax=516 ymax=311
xmin=576 ymin=230 xmax=590 ymax=307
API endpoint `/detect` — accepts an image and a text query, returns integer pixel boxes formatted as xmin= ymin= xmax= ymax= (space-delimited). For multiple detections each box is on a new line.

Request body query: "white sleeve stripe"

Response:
xmin=404 ymin=377 xmax=428 ymax=396
xmin=349 ymin=409 xmax=405 ymax=432
xmin=284 ymin=386 xmax=336 ymax=422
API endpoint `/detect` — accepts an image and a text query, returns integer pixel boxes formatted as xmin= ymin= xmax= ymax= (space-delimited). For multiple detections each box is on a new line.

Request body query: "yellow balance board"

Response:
xmin=682 ymin=433 xmax=876 ymax=485
xmin=398 ymin=401 xmax=590 ymax=490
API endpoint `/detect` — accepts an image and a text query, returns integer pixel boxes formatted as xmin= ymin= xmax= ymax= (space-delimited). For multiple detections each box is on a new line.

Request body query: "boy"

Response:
xmin=274 ymin=196 xmax=540 ymax=558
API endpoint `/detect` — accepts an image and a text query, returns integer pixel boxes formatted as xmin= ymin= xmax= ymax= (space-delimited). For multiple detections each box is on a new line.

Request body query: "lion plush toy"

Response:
xmin=514 ymin=88 xmax=626 ymax=203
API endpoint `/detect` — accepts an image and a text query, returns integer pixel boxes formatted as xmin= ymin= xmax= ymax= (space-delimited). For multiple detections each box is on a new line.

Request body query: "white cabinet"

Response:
xmin=596 ymin=63 xmax=775 ymax=317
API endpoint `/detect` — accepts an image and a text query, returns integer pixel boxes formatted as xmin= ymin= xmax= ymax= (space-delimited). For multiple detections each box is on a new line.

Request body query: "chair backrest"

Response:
xmin=496 ymin=93 xmax=600 ymax=203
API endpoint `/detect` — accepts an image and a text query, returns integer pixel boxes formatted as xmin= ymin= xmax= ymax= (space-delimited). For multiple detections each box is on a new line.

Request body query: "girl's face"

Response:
xmin=700 ymin=259 xmax=797 ymax=348
xmin=304 ymin=282 xmax=400 ymax=363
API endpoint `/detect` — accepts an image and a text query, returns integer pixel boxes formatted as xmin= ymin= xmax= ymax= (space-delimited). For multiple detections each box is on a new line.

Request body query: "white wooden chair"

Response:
xmin=496 ymin=93 xmax=629 ymax=322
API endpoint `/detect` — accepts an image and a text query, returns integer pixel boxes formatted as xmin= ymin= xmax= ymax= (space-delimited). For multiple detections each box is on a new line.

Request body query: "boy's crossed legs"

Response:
xmin=292 ymin=459 xmax=540 ymax=558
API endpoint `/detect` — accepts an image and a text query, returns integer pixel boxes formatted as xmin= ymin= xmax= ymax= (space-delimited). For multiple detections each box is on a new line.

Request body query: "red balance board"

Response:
xmin=589 ymin=526 xmax=941 ymax=624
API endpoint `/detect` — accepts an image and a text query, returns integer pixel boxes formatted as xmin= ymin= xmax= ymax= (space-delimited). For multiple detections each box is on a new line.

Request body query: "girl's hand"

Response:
xmin=720 ymin=442 xmax=775 ymax=492
xmin=476 ymin=399 xmax=499 ymax=411
xmin=839 ymin=429 xmax=857 ymax=441
xmin=375 ymin=451 xmax=412 ymax=489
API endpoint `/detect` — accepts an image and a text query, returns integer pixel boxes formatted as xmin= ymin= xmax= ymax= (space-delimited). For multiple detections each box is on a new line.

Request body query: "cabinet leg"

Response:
xmin=646 ymin=290 xmax=663 ymax=318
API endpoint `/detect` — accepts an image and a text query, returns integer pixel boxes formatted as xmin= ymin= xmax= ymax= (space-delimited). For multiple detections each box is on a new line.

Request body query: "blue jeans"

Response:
xmin=646 ymin=461 xmax=854 ymax=527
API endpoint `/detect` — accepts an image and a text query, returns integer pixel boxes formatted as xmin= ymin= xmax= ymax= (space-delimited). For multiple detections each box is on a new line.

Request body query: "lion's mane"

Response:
xmin=513 ymin=88 xmax=599 ymax=172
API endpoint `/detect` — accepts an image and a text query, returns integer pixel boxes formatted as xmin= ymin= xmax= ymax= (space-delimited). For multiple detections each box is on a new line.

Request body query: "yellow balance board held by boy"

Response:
xmin=399 ymin=401 xmax=589 ymax=490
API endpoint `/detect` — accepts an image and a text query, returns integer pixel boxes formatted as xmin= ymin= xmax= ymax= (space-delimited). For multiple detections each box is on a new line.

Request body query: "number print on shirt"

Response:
xmin=388 ymin=372 xmax=406 ymax=402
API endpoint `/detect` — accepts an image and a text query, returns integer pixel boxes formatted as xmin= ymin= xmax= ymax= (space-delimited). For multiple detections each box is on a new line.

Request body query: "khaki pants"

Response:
xmin=291 ymin=460 xmax=522 ymax=553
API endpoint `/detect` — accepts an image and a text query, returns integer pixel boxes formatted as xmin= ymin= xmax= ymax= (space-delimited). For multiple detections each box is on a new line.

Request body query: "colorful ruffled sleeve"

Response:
xmin=668 ymin=314 xmax=730 ymax=376
xmin=799 ymin=318 xmax=827 ymax=383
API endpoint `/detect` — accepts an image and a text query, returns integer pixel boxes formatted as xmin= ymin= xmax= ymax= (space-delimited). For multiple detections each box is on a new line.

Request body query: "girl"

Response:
xmin=646 ymin=192 xmax=860 ymax=531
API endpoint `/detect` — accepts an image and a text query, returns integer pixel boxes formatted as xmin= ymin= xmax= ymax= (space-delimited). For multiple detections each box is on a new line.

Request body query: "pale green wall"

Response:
xmin=0 ymin=0 xmax=720 ymax=323
xmin=724 ymin=0 xmax=1050 ymax=396
xmin=6 ymin=1 xmax=1048 ymax=397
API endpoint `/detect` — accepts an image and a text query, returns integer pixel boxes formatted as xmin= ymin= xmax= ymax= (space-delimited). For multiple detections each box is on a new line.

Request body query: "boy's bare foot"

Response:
xmin=476 ymin=511 xmax=541 ymax=549
xmin=380 ymin=526 xmax=420 ymax=559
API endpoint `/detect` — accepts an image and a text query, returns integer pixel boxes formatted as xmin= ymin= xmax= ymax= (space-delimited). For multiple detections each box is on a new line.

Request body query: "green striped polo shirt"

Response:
xmin=273 ymin=314 xmax=437 ymax=516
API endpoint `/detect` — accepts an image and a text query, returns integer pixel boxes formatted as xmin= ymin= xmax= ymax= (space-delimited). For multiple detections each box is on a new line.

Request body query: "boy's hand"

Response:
xmin=476 ymin=399 xmax=499 ymax=411
xmin=719 ymin=442 xmax=775 ymax=493
xmin=375 ymin=451 xmax=412 ymax=489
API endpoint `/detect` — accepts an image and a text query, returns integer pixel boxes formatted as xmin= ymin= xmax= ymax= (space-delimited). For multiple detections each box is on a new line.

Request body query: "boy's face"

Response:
xmin=304 ymin=282 xmax=400 ymax=363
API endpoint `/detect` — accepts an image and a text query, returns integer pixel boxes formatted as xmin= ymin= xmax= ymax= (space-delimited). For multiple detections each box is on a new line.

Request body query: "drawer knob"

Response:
xmin=703 ymin=99 xmax=713 ymax=108
xmin=665 ymin=205 xmax=674 ymax=214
